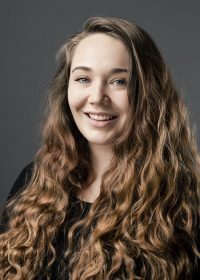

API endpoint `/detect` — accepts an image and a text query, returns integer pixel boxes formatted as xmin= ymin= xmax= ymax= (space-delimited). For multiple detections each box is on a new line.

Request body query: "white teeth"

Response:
xmin=88 ymin=114 xmax=115 ymax=121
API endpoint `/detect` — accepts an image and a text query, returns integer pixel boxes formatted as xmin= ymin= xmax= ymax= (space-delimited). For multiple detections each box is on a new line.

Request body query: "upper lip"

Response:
xmin=84 ymin=111 xmax=117 ymax=116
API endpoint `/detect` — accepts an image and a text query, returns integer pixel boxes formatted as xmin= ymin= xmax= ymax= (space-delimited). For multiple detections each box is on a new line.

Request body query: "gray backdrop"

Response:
xmin=0 ymin=0 xmax=199 ymax=210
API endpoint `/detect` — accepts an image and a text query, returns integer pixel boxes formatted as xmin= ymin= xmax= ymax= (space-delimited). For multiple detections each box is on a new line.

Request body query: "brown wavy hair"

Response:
xmin=0 ymin=16 xmax=200 ymax=280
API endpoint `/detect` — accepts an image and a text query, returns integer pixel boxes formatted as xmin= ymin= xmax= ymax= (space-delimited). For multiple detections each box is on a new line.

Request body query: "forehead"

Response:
xmin=70 ymin=33 xmax=130 ymax=71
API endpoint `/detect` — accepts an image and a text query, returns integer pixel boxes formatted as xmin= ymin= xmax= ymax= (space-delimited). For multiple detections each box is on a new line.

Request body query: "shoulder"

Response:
xmin=6 ymin=162 xmax=34 ymax=201
xmin=0 ymin=162 xmax=34 ymax=233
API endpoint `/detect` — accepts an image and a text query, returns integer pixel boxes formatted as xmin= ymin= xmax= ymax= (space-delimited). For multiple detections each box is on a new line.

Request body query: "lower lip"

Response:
xmin=85 ymin=114 xmax=117 ymax=128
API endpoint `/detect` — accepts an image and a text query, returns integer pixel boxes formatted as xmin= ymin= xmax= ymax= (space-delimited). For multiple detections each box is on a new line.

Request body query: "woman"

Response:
xmin=0 ymin=16 xmax=199 ymax=279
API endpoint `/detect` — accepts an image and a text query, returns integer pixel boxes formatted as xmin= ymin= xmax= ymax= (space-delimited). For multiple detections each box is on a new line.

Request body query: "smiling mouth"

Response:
xmin=85 ymin=113 xmax=117 ymax=121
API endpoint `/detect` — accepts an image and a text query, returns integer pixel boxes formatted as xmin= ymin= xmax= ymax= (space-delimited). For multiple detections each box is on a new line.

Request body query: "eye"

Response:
xmin=75 ymin=77 xmax=90 ymax=83
xmin=112 ymin=79 xmax=127 ymax=86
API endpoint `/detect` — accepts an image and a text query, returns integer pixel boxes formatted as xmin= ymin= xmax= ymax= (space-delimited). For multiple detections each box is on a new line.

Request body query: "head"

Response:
xmin=68 ymin=32 xmax=130 ymax=148
xmin=49 ymin=16 xmax=167 ymax=157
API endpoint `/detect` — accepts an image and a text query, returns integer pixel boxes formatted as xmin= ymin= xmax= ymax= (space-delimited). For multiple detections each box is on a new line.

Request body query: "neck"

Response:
xmin=89 ymin=144 xmax=113 ymax=179
xmin=77 ymin=144 xmax=113 ymax=203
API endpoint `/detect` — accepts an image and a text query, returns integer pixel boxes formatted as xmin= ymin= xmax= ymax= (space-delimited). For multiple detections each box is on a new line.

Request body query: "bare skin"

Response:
xmin=77 ymin=144 xmax=113 ymax=203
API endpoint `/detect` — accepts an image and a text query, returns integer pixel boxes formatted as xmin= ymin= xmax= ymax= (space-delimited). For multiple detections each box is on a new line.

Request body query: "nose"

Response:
xmin=88 ymin=81 xmax=110 ymax=105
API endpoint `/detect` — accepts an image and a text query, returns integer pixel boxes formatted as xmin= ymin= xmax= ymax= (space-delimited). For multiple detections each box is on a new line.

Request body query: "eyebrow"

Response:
xmin=71 ymin=66 xmax=129 ymax=74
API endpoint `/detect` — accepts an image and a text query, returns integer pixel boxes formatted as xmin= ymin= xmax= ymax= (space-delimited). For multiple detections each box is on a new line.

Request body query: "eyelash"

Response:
xmin=75 ymin=77 xmax=90 ymax=83
xmin=113 ymin=79 xmax=127 ymax=86
xmin=75 ymin=78 xmax=127 ymax=86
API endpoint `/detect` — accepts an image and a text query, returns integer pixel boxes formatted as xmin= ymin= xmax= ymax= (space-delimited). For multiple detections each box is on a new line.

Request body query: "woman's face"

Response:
xmin=68 ymin=33 xmax=130 ymax=146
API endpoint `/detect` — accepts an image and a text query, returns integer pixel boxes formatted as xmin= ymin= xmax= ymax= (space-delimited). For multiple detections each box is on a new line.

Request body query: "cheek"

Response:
xmin=116 ymin=94 xmax=130 ymax=113
xmin=67 ymin=85 xmax=74 ymax=106
xmin=67 ymin=87 xmax=86 ymax=111
xmin=67 ymin=88 xmax=79 ymax=111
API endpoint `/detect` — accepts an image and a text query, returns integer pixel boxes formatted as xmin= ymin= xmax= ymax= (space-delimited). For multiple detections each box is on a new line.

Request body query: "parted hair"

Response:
xmin=0 ymin=16 xmax=200 ymax=279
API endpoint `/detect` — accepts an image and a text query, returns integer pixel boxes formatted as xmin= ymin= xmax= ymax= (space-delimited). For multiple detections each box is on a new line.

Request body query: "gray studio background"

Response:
xmin=0 ymin=0 xmax=199 ymax=210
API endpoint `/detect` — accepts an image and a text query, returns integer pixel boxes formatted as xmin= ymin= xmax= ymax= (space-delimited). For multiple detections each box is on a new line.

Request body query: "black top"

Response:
xmin=0 ymin=163 xmax=92 ymax=279
xmin=0 ymin=163 xmax=199 ymax=279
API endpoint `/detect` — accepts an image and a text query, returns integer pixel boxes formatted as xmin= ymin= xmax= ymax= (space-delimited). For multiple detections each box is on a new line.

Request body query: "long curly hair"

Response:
xmin=0 ymin=16 xmax=200 ymax=280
